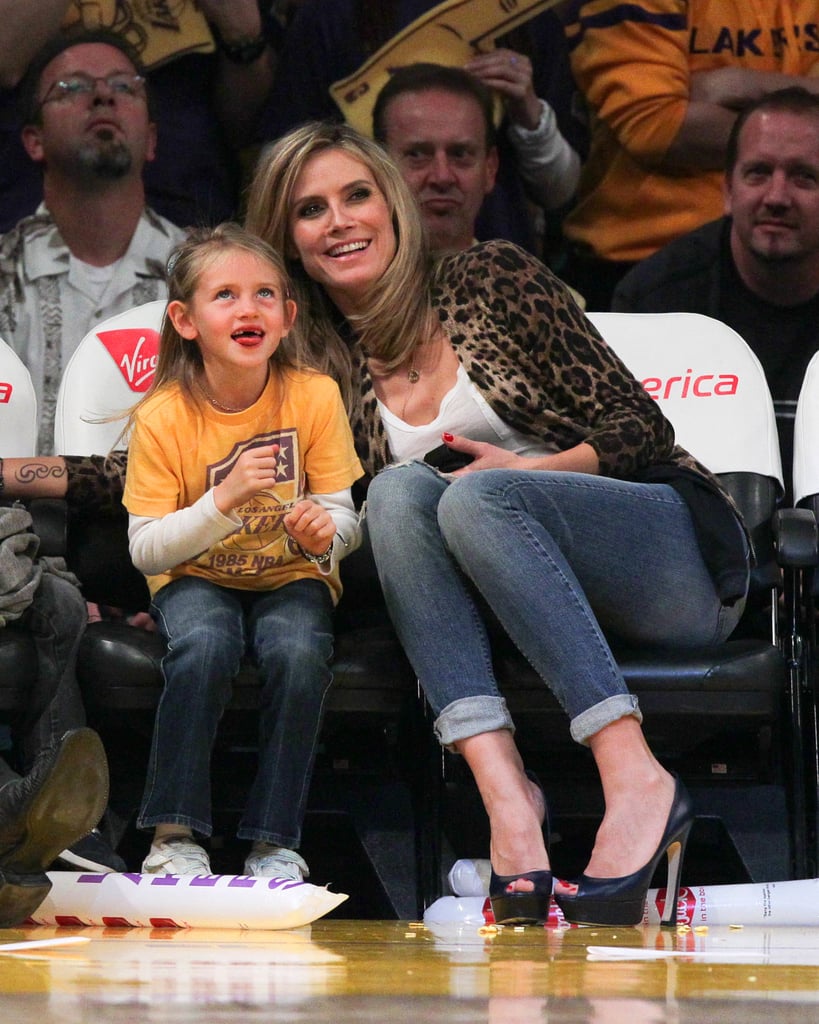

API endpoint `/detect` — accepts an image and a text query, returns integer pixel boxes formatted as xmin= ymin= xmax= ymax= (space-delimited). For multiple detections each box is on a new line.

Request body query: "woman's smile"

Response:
xmin=289 ymin=149 xmax=396 ymax=315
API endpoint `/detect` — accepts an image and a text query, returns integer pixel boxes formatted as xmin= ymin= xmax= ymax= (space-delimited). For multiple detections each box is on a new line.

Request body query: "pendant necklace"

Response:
xmin=400 ymin=353 xmax=423 ymax=420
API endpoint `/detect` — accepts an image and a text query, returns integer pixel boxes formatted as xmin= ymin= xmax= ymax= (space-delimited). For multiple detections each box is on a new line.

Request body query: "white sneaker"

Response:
xmin=243 ymin=845 xmax=309 ymax=881
xmin=142 ymin=836 xmax=212 ymax=876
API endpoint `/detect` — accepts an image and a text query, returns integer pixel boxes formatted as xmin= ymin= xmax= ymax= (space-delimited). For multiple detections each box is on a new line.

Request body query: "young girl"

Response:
xmin=122 ymin=224 xmax=363 ymax=879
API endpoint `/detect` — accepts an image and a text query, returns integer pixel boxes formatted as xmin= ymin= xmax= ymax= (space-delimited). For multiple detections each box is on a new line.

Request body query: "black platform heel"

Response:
xmin=489 ymin=770 xmax=552 ymax=925
xmin=554 ymin=775 xmax=694 ymax=928
xmin=490 ymin=868 xmax=553 ymax=924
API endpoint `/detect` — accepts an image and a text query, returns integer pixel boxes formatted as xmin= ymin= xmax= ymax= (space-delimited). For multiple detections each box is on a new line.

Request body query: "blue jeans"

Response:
xmin=365 ymin=462 xmax=747 ymax=747
xmin=19 ymin=573 xmax=87 ymax=771
xmin=139 ymin=576 xmax=334 ymax=846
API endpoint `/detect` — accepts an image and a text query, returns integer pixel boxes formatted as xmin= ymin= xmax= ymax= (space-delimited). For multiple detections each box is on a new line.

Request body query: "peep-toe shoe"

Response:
xmin=489 ymin=769 xmax=552 ymax=925
xmin=554 ymin=775 xmax=694 ymax=927
xmin=490 ymin=868 xmax=553 ymax=924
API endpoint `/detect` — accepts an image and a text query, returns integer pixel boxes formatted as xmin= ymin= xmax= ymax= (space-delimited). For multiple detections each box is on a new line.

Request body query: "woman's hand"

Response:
xmin=441 ymin=434 xmax=601 ymax=476
xmin=464 ymin=48 xmax=541 ymax=131
xmin=284 ymin=499 xmax=336 ymax=556
xmin=213 ymin=444 xmax=280 ymax=513
xmin=440 ymin=434 xmax=531 ymax=475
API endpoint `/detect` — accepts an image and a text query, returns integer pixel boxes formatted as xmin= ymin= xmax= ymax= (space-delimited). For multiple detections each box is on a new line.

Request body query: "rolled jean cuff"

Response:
xmin=434 ymin=695 xmax=515 ymax=751
xmin=570 ymin=693 xmax=642 ymax=746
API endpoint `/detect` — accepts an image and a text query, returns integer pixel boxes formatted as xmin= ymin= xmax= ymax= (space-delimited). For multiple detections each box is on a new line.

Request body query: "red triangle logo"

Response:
xmin=96 ymin=327 xmax=159 ymax=393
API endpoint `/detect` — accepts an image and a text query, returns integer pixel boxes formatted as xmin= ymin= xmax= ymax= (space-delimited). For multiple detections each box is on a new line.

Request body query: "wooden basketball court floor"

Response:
xmin=3 ymin=913 xmax=819 ymax=1023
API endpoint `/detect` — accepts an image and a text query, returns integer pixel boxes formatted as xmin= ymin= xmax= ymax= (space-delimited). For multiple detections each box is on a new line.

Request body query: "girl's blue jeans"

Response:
xmin=138 ymin=575 xmax=333 ymax=846
xmin=365 ymin=462 xmax=747 ymax=748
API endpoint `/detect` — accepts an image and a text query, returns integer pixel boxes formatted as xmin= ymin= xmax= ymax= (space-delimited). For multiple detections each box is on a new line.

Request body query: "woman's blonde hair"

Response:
xmin=245 ymin=121 xmax=440 ymax=408
xmin=118 ymin=223 xmax=302 ymax=440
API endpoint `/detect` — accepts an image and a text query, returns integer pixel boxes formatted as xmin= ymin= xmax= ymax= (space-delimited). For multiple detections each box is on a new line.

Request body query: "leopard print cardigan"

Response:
xmin=349 ymin=239 xmax=693 ymax=481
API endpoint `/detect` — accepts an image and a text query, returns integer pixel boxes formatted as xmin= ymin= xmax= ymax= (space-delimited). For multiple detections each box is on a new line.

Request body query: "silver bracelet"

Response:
xmin=299 ymin=541 xmax=333 ymax=565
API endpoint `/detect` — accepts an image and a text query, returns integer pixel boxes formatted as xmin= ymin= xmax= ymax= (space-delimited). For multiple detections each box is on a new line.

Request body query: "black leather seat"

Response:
xmin=789 ymin=349 xmax=819 ymax=879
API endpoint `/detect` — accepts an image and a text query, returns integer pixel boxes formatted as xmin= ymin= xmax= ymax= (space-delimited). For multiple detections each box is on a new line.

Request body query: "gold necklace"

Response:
xmin=197 ymin=378 xmax=253 ymax=414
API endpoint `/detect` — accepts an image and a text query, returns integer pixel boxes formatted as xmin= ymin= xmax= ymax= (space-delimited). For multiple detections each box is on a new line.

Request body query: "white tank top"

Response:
xmin=378 ymin=364 xmax=554 ymax=462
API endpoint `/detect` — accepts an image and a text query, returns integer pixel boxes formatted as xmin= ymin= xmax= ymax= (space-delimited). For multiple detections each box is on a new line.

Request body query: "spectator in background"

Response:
xmin=260 ymin=0 xmax=586 ymax=260
xmin=0 ymin=1 xmax=277 ymax=231
xmin=372 ymin=62 xmax=579 ymax=255
xmin=559 ymin=1 xmax=819 ymax=310
xmin=0 ymin=29 xmax=186 ymax=453
xmin=613 ymin=87 xmax=819 ymax=490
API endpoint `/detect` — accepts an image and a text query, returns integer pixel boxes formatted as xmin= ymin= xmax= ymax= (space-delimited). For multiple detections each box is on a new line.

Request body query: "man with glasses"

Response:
xmin=0 ymin=1 xmax=277 ymax=233
xmin=0 ymin=27 xmax=185 ymax=455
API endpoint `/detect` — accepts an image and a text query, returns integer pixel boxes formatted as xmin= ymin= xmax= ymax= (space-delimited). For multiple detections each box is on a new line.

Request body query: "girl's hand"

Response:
xmin=284 ymin=499 xmax=337 ymax=556
xmin=213 ymin=444 xmax=280 ymax=513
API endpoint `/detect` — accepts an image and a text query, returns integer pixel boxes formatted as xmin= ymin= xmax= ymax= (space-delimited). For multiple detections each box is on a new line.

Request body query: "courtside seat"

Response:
xmin=0 ymin=335 xmax=37 ymax=457
xmin=53 ymin=300 xmax=165 ymax=455
xmin=791 ymin=351 xmax=819 ymax=876
xmin=793 ymin=349 xmax=819 ymax=519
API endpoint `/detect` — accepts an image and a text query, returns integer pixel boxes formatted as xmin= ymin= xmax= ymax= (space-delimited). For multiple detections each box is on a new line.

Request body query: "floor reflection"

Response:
xmin=1 ymin=918 xmax=819 ymax=1022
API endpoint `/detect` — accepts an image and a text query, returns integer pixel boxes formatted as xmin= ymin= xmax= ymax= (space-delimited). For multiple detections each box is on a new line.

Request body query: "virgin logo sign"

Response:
xmin=642 ymin=371 xmax=739 ymax=400
xmin=96 ymin=327 xmax=159 ymax=392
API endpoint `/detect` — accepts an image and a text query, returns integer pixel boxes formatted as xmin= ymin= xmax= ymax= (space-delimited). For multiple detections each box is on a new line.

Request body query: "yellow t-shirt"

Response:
xmin=123 ymin=368 xmax=363 ymax=602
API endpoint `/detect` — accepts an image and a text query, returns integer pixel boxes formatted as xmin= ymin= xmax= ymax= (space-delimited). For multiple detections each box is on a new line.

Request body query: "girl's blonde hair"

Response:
xmin=245 ymin=121 xmax=440 ymax=409
xmin=153 ymin=222 xmax=304 ymax=402
xmin=118 ymin=223 xmax=302 ymax=441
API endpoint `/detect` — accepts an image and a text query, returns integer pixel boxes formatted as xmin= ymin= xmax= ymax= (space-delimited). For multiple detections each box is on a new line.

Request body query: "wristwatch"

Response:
xmin=213 ymin=28 xmax=267 ymax=65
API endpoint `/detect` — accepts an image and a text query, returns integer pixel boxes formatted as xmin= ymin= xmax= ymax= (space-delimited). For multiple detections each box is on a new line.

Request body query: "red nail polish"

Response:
xmin=442 ymin=432 xmax=454 ymax=442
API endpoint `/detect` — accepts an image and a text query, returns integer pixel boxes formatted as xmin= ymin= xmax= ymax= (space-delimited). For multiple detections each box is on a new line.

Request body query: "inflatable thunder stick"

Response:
xmin=28 ymin=872 xmax=348 ymax=929
xmin=438 ymin=859 xmax=819 ymax=928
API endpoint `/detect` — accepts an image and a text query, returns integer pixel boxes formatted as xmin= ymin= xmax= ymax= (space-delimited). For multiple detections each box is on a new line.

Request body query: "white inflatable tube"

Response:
xmin=27 ymin=872 xmax=348 ymax=929
xmin=442 ymin=858 xmax=819 ymax=928
xmin=644 ymin=878 xmax=819 ymax=927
